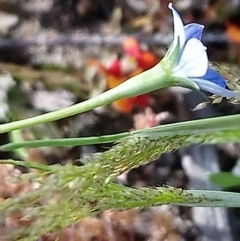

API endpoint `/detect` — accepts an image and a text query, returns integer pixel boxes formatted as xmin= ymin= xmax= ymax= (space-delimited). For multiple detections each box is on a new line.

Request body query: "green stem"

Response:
xmin=3 ymin=113 xmax=240 ymax=151
xmin=2 ymin=133 xmax=128 ymax=150
xmin=1 ymin=159 xmax=52 ymax=171
xmin=0 ymin=65 xmax=172 ymax=133
xmin=137 ymin=113 xmax=240 ymax=135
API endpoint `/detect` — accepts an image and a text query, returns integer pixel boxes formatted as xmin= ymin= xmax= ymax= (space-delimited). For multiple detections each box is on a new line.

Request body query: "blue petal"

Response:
xmin=201 ymin=69 xmax=226 ymax=87
xmin=192 ymin=78 xmax=240 ymax=99
xmin=184 ymin=23 xmax=204 ymax=42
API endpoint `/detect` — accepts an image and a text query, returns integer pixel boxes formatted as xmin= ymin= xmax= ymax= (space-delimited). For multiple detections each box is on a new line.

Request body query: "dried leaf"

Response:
xmin=191 ymin=101 xmax=209 ymax=111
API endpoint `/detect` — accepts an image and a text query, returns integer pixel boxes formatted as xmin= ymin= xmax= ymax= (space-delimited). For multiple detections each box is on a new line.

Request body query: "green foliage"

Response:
xmin=1 ymin=52 xmax=240 ymax=239
xmin=2 ymin=130 xmax=240 ymax=240
xmin=210 ymin=172 xmax=240 ymax=188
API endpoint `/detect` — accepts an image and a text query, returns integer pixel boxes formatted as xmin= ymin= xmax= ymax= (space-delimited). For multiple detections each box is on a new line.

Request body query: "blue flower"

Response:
xmin=168 ymin=3 xmax=240 ymax=99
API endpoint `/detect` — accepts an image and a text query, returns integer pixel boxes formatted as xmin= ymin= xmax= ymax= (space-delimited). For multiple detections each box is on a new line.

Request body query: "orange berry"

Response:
xmin=112 ymin=98 xmax=135 ymax=113
xmin=226 ymin=22 xmax=240 ymax=43
xmin=137 ymin=51 xmax=159 ymax=70
xmin=122 ymin=37 xmax=141 ymax=58
xmin=106 ymin=75 xmax=126 ymax=89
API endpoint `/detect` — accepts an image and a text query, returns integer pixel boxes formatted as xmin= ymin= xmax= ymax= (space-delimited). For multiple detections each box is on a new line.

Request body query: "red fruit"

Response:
xmin=107 ymin=59 xmax=122 ymax=76
xmin=135 ymin=94 xmax=150 ymax=107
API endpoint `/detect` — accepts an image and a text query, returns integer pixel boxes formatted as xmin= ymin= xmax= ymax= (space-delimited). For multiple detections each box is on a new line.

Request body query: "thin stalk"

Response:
xmin=2 ymin=113 xmax=240 ymax=151
xmin=0 ymin=65 xmax=171 ymax=133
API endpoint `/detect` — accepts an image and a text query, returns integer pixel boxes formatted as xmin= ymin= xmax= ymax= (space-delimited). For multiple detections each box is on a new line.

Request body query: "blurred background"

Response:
xmin=1 ymin=0 xmax=240 ymax=240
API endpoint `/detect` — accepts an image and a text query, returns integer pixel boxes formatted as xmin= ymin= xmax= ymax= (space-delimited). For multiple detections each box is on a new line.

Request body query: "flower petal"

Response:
xmin=184 ymin=23 xmax=204 ymax=42
xmin=168 ymin=3 xmax=185 ymax=48
xmin=173 ymin=38 xmax=208 ymax=78
xmin=192 ymin=78 xmax=240 ymax=98
xmin=201 ymin=68 xmax=226 ymax=87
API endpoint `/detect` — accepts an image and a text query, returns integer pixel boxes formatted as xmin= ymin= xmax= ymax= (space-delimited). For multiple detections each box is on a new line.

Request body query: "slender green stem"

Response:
xmin=1 ymin=159 xmax=52 ymax=171
xmin=136 ymin=113 xmax=240 ymax=135
xmin=0 ymin=65 xmax=171 ymax=133
xmin=2 ymin=133 xmax=129 ymax=150
xmin=0 ymin=56 xmax=201 ymax=134
xmin=3 ymin=113 xmax=240 ymax=151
